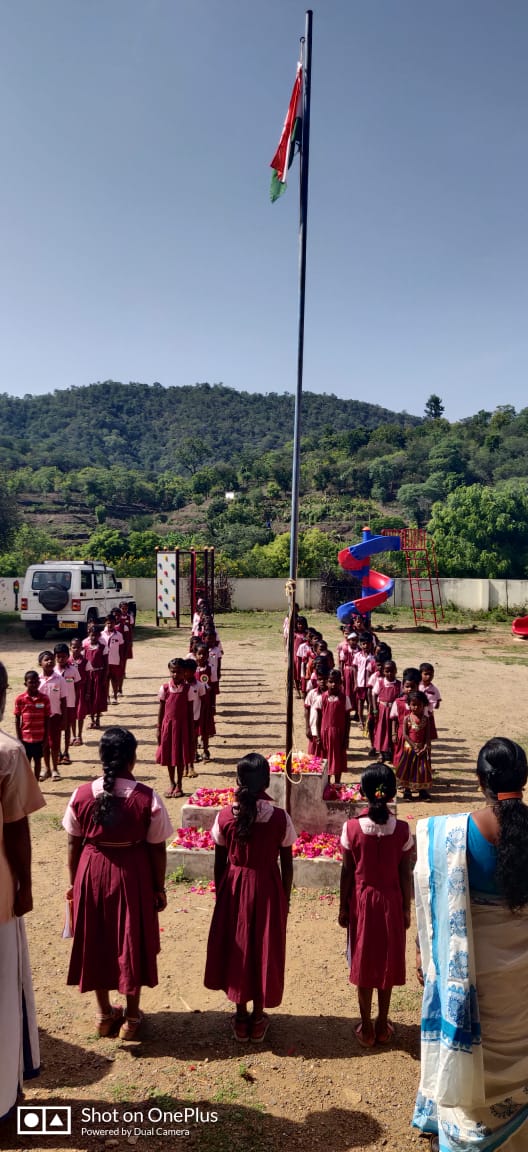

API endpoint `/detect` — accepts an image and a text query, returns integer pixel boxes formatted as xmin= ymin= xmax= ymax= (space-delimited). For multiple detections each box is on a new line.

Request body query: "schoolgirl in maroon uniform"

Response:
xmin=204 ymin=753 xmax=296 ymax=1043
xmin=321 ymin=669 xmax=352 ymax=785
xmin=195 ymin=644 xmax=216 ymax=762
xmin=83 ymin=625 xmax=109 ymax=729
xmin=339 ymin=632 xmax=359 ymax=721
xmin=338 ymin=765 xmax=413 ymax=1048
xmin=394 ymin=690 xmax=432 ymax=801
xmin=156 ymin=658 xmax=193 ymax=798
xmin=372 ymin=661 xmax=401 ymax=762
xmin=390 ymin=667 xmax=422 ymax=768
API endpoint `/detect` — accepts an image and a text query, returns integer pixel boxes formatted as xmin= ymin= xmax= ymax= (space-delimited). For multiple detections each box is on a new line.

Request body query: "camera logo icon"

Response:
xmin=17 ymin=1106 xmax=72 ymax=1136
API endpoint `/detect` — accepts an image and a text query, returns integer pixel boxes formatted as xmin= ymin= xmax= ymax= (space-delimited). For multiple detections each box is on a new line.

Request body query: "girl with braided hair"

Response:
xmin=339 ymin=765 xmax=414 ymax=1048
xmin=62 ymin=727 xmax=173 ymax=1040
xmin=204 ymin=753 xmax=296 ymax=1043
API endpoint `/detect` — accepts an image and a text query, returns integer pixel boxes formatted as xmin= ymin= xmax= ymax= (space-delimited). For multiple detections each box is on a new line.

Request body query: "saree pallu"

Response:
xmin=412 ymin=814 xmax=528 ymax=1151
xmin=0 ymin=917 xmax=40 ymax=1120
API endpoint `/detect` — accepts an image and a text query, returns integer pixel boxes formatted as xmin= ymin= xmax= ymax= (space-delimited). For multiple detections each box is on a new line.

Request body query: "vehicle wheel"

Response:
xmin=38 ymin=585 xmax=69 ymax=612
xmin=28 ymin=625 xmax=47 ymax=641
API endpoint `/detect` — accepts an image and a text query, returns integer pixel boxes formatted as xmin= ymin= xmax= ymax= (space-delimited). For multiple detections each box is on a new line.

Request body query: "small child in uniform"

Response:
xmin=204 ymin=753 xmax=296 ymax=1043
xmin=419 ymin=662 xmax=441 ymax=740
xmin=101 ymin=616 xmax=125 ymax=704
xmin=339 ymin=765 xmax=413 ymax=1047
xmin=352 ymin=634 xmax=376 ymax=730
xmin=156 ymin=658 xmax=193 ymax=798
xmin=304 ymin=665 xmax=328 ymax=756
xmin=83 ymin=625 xmax=109 ymax=729
xmin=394 ymin=690 xmax=432 ymax=801
xmin=372 ymin=661 xmax=401 ymax=763
xmin=183 ymin=657 xmax=204 ymax=778
xmin=70 ymin=637 xmax=87 ymax=746
xmin=54 ymin=643 xmax=81 ymax=765
xmin=38 ymin=650 xmax=68 ymax=780
xmin=321 ymin=668 xmax=352 ymax=785
xmin=390 ymin=667 xmax=421 ymax=771
xmin=14 ymin=670 xmax=51 ymax=780
xmin=195 ymin=644 xmax=216 ymax=761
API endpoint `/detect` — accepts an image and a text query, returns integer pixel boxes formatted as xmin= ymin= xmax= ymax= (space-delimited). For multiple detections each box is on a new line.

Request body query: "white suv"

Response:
xmin=20 ymin=561 xmax=136 ymax=641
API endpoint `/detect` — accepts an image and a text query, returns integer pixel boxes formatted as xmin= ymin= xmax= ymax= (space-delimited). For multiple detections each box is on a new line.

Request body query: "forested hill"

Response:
xmin=0 ymin=380 xmax=419 ymax=471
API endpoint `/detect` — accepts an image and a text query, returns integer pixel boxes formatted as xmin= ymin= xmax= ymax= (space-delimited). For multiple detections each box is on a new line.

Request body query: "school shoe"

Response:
xmin=402 ymin=789 xmax=413 ymax=801
xmin=250 ymin=1013 xmax=270 ymax=1043
xmin=418 ymin=790 xmax=432 ymax=802
xmin=119 ymin=1011 xmax=144 ymax=1041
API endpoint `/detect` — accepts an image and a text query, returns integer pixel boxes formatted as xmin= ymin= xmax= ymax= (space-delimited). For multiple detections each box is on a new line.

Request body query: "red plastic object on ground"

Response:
xmin=512 ymin=617 xmax=528 ymax=638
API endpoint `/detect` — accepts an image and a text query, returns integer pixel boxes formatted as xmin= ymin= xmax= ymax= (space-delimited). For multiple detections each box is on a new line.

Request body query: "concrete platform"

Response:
xmin=181 ymin=797 xmax=397 ymax=836
xmin=166 ymin=847 xmax=341 ymax=888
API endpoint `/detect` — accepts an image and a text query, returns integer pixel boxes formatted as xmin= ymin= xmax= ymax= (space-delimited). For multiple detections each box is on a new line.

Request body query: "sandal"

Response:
xmin=250 ymin=1013 xmax=270 ymax=1043
xmin=188 ymin=769 xmax=198 ymax=779
xmin=39 ymin=770 xmax=52 ymax=782
xmin=72 ymin=738 xmax=82 ymax=746
xmin=375 ymin=1021 xmax=394 ymax=1045
xmin=164 ymin=787 xmax=178 ymax=798
xmin=354 ymin=1023 xmax=375 ymax=1048
xmin=96 ymin=1006 xmax=124 ymax=1038
xmin=61 ymin=754 xmax=72 ymax=765
xmin=52 ymin=770 xmax=61 ymax=781
xmin=119 ymin=1011 xmax=143 ymax=1041
xmin=231 ymin=1014 xmax=250 ymax=1043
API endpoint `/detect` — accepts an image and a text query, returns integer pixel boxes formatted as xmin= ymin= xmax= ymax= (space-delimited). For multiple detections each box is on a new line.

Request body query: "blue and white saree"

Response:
xmin=412 ymin=814 xmax=528 ymax=1151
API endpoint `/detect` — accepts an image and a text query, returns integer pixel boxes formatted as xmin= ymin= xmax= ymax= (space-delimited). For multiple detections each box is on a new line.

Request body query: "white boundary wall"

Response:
xmin=3 ymin=575 xmax=528 ymax=615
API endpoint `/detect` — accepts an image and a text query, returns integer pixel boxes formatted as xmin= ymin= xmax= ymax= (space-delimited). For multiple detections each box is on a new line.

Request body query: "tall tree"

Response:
xmin=424 ymin=394 xmax=445 ymax=419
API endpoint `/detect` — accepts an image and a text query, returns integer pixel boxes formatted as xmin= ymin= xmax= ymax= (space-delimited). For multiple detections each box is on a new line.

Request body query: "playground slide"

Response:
xmin=512 ymin=617 xmax=528 ymax=638
xmin=337 ymin=530 xmax=401 ymax=622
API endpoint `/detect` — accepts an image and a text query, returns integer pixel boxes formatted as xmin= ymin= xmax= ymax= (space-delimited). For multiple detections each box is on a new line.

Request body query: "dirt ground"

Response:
xmin=1 ymin=611 xmax=527 ymax=1152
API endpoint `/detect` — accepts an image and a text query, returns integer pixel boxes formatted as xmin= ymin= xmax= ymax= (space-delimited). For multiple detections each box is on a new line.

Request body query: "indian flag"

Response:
xmin=270 ymin=62 xmax=303 ymax=203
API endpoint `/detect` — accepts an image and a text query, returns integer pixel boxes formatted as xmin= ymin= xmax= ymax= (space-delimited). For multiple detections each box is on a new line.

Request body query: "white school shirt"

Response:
xmin=38 ymin=670 xmax=69 ymax=716
xmin=420 ymin=682 xmax=442 ymax=708
xmin=56 ymin=661 xmax=81 ymax=708
xmin=341 ymin=813 xmax=414 ymax=850
xmin=304 ymin=687 xmax=323 ymax=736
xmin=207 ymin=645 xmax=222 ymax=683
xmin=211 ymin=799 xmax=297 ymax=847
xmin=101 ymin=629 xmax=124 ymax=667
xmin=352 ymin=651 xmax=375 ymax=687
xmin=62 ymin=777 xmax=174 ymax=843
xmin=187 ymin=679 xmax=206 ymax=721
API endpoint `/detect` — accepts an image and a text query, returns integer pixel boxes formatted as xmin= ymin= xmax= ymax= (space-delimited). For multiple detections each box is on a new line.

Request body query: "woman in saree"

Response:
xmin=412 ymin=737 xmax=528 ymax=1152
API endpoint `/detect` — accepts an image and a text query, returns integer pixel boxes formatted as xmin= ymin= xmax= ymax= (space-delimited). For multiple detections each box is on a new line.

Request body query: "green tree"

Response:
xmin=0 ymin=475 xmax=19 ymax=550
xmin=429 ymin=482 xmax=528 ymax=577
xmin=81 ymin=528 xmax=127 ymax=564
xmin=424 ymin=394 xmax=445 ymax=419
xmin=0 ymin=524 xmax=61 ymax=575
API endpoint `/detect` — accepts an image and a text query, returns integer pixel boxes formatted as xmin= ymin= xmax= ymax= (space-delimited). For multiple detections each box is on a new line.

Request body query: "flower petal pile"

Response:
xmin=291 ymin=831 xmax=343 ymax=861
xmin=189 ymin=787 xmax=235 ymax=808
xmin=268 ymin=751 xmax=324 ymax=774
xmin=171 ymin=827 xmax=215 ymax=851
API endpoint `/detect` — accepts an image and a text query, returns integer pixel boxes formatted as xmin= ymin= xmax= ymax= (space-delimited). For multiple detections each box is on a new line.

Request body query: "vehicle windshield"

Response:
xmin=31 ymin=571 xmax=72 ymax=591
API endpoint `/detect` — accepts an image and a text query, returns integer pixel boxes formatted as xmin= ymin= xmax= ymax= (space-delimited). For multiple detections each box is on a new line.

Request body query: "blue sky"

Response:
xmin=1 ymin=0 xmax=527 ymax=420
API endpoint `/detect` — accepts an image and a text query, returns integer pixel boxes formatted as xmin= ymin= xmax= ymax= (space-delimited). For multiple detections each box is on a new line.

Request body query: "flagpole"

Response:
xmin=286 ymin=9 xmax=313 ymax=814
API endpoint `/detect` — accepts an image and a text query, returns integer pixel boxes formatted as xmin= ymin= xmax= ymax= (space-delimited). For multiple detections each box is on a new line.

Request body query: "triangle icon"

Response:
xmin=48 ymin=1114 xmax=65 ymax=1128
